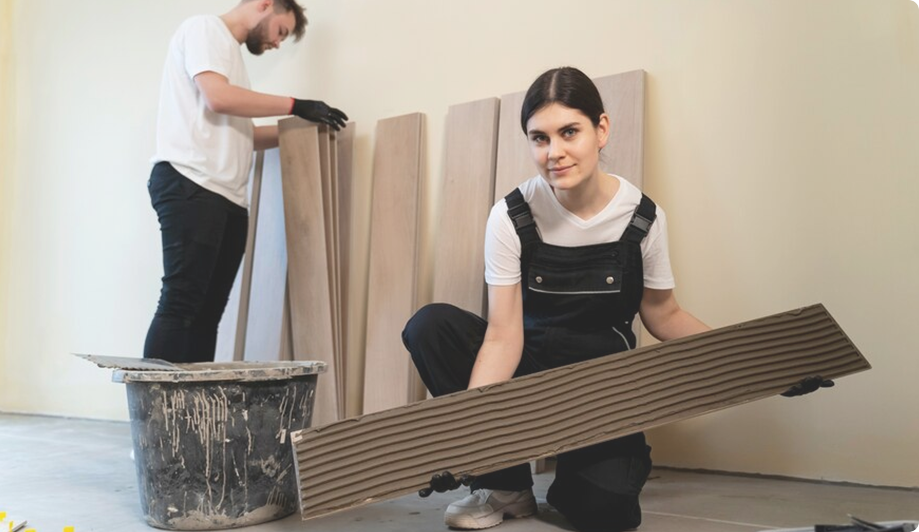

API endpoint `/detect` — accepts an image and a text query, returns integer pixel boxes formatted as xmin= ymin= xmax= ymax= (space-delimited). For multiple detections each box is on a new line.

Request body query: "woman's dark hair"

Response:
xmin=520 ymin=67 xmax=605 ymax=133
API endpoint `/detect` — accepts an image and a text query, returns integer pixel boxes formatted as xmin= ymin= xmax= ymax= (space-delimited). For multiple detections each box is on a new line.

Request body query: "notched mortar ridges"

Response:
xmin=295 ymin=312 xmax=849 ymax=454
xmin=293 ymin=304 xmax=869 ymax=518
xmin=300 ymin=324 xmax=864 ymax=502
xmin=296 ymin=323 xmax=852 ymax=464
xmin=300 ymin=356 xmax=866 ymax=517
xmin=299 ymin=355 xmax=866 ymax=509
xmin=297 ymin=340 xmax=855 ymax=487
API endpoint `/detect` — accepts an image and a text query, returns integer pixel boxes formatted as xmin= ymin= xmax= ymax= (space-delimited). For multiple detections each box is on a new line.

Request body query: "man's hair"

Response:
xmin=274 ymin=0 xmax=308 ymax=41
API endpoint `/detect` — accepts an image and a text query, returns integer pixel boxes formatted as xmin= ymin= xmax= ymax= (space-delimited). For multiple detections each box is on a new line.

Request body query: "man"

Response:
xmin=144 ymin=0 xmax=347 ymax=363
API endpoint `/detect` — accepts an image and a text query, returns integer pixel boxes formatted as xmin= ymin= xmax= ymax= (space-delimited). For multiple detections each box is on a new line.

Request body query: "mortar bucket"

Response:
xmin=113 ymin=361 xmax=326 ymax=530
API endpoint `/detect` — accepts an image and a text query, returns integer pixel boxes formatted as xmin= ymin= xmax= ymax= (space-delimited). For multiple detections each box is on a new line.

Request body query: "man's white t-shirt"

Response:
xmin=484 ymin=174 xmax=676 ymax=290
xmin=152 ymin=15 xmax=254 ymax=208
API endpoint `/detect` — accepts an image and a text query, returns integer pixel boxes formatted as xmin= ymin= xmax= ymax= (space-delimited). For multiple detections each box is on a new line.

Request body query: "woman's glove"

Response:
xmin=418 ymin=471 xmax=475 ymax=498
xmin=781 ymin=375 xmax=835 ymax=397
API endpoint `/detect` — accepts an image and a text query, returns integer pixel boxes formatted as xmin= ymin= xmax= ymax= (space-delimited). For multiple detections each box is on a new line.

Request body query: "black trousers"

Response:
xmin=402 ymin=303 xmax=652 ymax=532
xmin=144 ymin=162 xmax=248 ymax=363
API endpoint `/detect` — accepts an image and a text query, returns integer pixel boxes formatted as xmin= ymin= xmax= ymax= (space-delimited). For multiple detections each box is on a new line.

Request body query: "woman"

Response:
xmin=402 ymin=66 xmax=710 ymax=532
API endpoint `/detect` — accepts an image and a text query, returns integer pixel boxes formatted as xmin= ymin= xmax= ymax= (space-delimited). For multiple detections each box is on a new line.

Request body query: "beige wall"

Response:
xmin=0 ymin=0 xmax=14 ymax=404
xmin=1 ymin=0 xmax=917 ymax=487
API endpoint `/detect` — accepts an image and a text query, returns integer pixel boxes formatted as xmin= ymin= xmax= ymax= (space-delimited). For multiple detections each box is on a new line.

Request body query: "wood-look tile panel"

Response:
xmin=328 ymin=129 xmax=345 ymax=415
xmin=594 ymin=70 xmax=645 ymax=189
xmin=433 ymin=98 xmax=499 ymax=315
xmin=242 ymin=149 xmax=291 ymax=362
xmin=231 ymin=150 xmax=264 ymax=361
xmin=336 ymin=124 xmax=355 ymax=411
xmin=493 ymin=90 xmax=530 ymax=203
xmin=361 ymin=113 xmax=425 ymax=414
xmin=279 ymin=117 xmax=339 ymax=425
xmin=317 ymin=127 xmax=344 ymax=418
xmin=294 ymin=304 xmax=870 ymax=519
xmin=213 ymin=155 xmax=262 ymax=362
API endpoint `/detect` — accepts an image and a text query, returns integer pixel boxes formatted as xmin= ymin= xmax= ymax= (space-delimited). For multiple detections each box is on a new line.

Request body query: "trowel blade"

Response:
xmin=74 ymin=354 xmax=182 ymax=371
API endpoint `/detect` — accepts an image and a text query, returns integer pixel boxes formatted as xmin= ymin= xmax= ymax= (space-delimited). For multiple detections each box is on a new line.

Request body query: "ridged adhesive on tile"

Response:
xmin=292 ymin=304 xmax=870 ymax=519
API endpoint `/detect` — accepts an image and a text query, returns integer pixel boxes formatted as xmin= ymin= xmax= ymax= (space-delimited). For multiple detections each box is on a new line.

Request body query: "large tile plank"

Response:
xmin=294 ymin=305 xmax=870 ymax=519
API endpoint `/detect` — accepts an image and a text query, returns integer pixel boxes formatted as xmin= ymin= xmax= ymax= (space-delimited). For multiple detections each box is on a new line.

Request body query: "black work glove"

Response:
xmin=418 ymin=471 xmax=475 ymax=498
xmin=781 ymin=375 xmax=835 ymax=397
xmin=290 ymin=99 xmax=348 ymax=131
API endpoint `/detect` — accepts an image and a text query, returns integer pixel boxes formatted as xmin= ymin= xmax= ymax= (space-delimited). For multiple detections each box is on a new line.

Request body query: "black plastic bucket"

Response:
xmin=114 ymin=361 xmax=326 ymax=530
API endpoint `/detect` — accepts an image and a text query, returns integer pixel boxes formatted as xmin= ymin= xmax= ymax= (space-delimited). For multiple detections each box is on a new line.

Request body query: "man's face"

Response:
xmin=246 ymin=10 xmax=296 ymax=55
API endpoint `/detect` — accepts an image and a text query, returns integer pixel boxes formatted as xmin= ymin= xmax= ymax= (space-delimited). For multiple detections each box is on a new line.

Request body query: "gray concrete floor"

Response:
xmin=0 ymin=413 xmax=916 ymax=532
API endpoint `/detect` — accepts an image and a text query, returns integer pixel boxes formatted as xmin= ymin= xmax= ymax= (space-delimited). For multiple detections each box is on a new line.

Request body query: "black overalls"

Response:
xmin=403 ymin=188 xmax=659 ymax=532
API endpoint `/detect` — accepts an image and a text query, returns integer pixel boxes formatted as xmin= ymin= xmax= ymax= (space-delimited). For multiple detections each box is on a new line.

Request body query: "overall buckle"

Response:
xmin=511 ymin=211 xmax=534 ymax=230
xmin=630 ymin=213 xmax=653 ymax=235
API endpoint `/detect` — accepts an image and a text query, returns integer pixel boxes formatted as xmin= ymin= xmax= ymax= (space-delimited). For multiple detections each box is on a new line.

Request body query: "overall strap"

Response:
xmin=504 ymin=188 xmax=541 ymax=266
xmin=620 ymin=194 xmax=657 ymax=244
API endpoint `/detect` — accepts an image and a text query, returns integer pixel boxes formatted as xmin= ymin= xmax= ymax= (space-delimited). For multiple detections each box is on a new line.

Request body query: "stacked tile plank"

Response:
xmin=215 ymin=123 xmax=355 ymax=375
xmin=361 ymin=113 xmax=427 ymax=414
xmin=433 ymin=98 xmax=500 ymax=316
xmin=214 ymin=150 xmax=295 ymax=363
xmin=278 ymin=118 xmax=354 ymax=424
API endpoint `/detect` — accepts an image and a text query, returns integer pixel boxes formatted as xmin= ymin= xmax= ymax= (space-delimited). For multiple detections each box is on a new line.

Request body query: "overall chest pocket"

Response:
xmin=527 ymin=256 xmax=624 ymax=295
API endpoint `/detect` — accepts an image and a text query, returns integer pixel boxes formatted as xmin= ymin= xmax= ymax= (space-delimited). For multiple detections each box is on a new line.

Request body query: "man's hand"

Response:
xmin=781 ymin=375 xmax=835 ymax=397
xmin=291 ymin=99 xmax=348 ymax=130
xmin=418 ymin=471 xmax=475 ymax=498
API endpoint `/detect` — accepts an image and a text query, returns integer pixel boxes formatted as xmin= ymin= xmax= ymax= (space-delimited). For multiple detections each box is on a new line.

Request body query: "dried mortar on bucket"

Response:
xmin=111 ymin=361 xmax=326 ymax=531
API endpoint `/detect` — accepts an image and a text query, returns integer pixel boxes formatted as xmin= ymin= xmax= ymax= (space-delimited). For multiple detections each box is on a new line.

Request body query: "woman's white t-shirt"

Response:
xmin=484 ymin=174 xmax=676 ymax=290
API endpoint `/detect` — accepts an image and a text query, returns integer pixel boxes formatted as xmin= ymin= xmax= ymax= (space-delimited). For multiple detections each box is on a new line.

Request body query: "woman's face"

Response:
xmin=526 ymin=103 xmax=609 ymax=192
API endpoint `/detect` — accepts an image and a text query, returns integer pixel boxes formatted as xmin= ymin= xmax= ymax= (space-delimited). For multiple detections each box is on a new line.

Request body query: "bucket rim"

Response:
xmin=113 ymin=360 xmax=327 ymax=383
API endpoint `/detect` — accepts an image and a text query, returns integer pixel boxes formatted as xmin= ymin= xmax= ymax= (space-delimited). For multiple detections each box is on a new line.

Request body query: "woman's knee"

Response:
xmin=585 ymin=492 xmax=642 ymax=531
xmin=548 ymin=480 xmax=643 ymax=532
xmin=548 ymin=451 xmax=651 ymax=532
xmin=402 ymin=303 xmax=466 ymax=353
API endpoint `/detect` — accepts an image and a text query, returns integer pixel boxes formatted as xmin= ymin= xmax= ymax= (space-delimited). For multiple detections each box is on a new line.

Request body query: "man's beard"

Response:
xmin=245 ymin=19 xmax=270 ymax=55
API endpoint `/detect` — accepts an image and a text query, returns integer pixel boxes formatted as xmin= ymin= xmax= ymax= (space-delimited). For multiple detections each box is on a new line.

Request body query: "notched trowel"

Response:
xmin=74 ymin=353 xmax=183 ymax=371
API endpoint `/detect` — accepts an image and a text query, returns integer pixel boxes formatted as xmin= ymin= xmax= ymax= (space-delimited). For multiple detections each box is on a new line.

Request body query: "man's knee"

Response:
xmin=156 ymin=283 xmax=208 ymax=327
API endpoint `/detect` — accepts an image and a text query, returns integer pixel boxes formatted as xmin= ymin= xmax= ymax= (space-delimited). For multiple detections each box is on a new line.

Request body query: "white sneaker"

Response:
xmin=444 ymin=488 xmax=537 ymax=529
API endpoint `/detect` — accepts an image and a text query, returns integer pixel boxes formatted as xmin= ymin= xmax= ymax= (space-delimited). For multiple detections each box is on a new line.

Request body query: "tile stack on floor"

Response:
xmin=277 ymin=118 xmax=354 ymax=424
xmin=212 ymin=120 xmax=355 ymax=426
